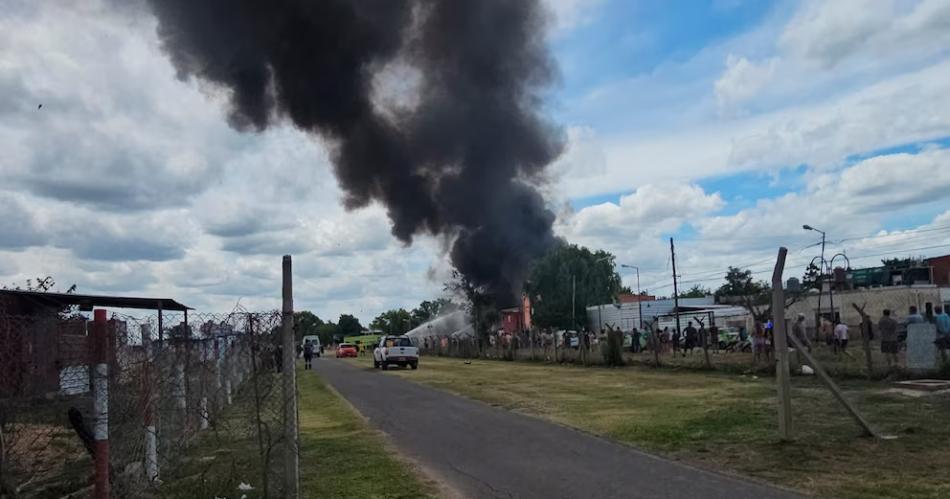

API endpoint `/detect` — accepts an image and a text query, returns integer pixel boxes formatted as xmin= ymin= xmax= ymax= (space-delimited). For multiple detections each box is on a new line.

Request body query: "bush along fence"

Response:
xmin=0 ymin=308 xmax=298 ymax=498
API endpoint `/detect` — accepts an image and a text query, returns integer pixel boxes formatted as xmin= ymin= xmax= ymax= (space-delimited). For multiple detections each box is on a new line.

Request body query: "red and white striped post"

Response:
xmin=92 ymin=309 xmax=111 ymax=499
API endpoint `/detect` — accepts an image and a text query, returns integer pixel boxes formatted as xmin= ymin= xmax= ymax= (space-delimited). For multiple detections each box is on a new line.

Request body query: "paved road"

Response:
xmin=310 ymin=358 xmax=803 ymax=499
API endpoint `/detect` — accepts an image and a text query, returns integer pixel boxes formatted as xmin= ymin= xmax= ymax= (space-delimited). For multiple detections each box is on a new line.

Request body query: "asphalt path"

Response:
xmin=310 ymin=358 xmax=804 ymax=499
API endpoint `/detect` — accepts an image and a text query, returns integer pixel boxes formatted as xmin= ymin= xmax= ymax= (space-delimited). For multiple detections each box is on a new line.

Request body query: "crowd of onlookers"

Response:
xmin=408 ymin=304 xmax=950 ymax=371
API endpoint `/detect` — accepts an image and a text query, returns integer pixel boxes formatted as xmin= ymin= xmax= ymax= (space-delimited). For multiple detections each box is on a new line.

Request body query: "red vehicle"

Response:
xmin=336 ymin=343 xmax=358 ymax=358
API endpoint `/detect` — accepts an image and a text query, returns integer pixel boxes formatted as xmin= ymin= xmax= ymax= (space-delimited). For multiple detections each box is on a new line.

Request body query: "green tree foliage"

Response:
xmin=444 ymin=271 xmax=498 ymax=339
xmin=525 ymin=244 xmax=622 ymax=330
xmin=294 ymin=311 xmax=324 ymax=342
xmin=802 ymin=262 xmax=822 ymax=291
xmin=337 ymin=314 xmax=363 ymax=337
xmin=679 ymin=284 xmax=711 ymax=298
xmin=316 ymin=322 xmax=341 ymax=343
xmin=370 ymin=308 xmax=413 ymax=335
xmin=410 ymin=298 xmax=451 ymax=325
xmin=715 ymin=267 xmax=766 ymax=297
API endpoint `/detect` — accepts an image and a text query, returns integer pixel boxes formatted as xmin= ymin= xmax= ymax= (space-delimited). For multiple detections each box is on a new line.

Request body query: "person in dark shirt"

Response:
xmin=671 ymin=327 xmax=681 ymax=356
xmin=303 ymin=340 xmax=314 ymax=370
xmin=878 ymin=309 xmax=899 ymax=369
xmin=709 ymin=325 xmax=720 ymax=353
xmin=684 ymin=322 xmax=698 ymax=356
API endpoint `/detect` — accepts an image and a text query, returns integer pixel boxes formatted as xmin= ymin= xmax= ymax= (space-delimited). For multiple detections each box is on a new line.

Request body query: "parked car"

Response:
xmin=336 ymin=343 xmax=358 ymax=358
xmin=374 ymin=335 xmax=419 ymax=370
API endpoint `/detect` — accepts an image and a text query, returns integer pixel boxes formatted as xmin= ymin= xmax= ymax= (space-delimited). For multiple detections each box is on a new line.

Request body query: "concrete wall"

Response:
xmin=785 ymin=286 xmax=949 ymax=327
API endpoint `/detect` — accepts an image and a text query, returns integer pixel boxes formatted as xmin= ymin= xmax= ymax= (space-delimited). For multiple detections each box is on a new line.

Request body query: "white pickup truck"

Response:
xmin=373 ymin=335 xmax=419 ymax=370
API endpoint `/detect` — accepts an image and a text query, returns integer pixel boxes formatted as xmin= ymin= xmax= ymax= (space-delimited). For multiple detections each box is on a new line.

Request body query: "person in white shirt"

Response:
xmin=833 ymin=321 xmax=849 ymax=354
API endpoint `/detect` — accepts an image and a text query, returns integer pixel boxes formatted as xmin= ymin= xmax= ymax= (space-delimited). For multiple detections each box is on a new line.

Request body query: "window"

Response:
xmin=386 ymin=337 xmax=412 ymax=347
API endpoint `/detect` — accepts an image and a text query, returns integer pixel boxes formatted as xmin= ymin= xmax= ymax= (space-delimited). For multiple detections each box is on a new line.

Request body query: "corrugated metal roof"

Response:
xmin=0 ymin=289 xmax=192 ymax=311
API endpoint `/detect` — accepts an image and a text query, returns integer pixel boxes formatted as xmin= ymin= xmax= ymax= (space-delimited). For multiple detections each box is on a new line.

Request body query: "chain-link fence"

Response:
xmin=414 ymin=302 xmax=950 ymax=379
xmin=1 ymin=309 xmax=292 ymax=498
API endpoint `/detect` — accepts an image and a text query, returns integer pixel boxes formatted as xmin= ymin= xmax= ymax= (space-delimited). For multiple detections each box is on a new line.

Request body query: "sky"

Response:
xmin=2 ymin=0 xmax=950 ymax=325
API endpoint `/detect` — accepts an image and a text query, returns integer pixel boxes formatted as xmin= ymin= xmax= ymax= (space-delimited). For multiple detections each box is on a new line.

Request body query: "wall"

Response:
xmin=785 ymin=286 xmax=948 ymax=327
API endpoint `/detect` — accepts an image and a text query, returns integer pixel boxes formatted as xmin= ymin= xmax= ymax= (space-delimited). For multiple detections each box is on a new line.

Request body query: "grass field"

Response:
xmin=369 ymin=356 xmax=950 ymax=499
xmin=163 ymin=368 xmax=436 ymax=499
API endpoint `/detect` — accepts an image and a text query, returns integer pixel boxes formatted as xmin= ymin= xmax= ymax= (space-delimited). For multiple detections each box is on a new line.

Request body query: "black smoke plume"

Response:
xmin=146 ymin=0 xmax=563 ymax=305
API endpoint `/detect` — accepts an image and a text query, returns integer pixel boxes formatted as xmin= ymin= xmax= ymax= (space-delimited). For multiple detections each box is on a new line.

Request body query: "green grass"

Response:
xmin=296 ymin=371 xmax=437 ymax=499
xmin=361 ymin=356 xmax=950 ymax=499
xmin=161 ymin=369 xmax=436 ymax=499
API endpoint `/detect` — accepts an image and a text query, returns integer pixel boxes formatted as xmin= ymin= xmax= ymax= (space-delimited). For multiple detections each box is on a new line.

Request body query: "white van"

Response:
xmin=300 ymin=335 xmax=321 ymax=357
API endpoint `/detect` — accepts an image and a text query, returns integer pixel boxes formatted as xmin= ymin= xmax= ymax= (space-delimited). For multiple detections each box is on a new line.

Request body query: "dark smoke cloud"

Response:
xmin=145 ymin=0 xmax=563 ymax=304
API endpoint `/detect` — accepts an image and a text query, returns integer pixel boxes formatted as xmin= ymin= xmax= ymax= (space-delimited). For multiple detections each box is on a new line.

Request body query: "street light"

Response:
xmin=803 ymin=224 xmax=828 ymax=325
xmin=620 ymin=264 xmax=643 ymax=331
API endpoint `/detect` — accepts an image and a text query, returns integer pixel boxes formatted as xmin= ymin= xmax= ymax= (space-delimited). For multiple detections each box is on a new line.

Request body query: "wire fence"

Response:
xmin=0 ymin=309 xmax=292 ymax=498
xmin=415 ymin=300 xmax=950 ymax=380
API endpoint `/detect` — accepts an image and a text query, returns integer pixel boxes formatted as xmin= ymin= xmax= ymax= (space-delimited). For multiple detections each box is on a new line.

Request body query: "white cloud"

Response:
xmin=0 ymin=0 xmax=448 ymax=324
xmin=558 ymin=147 xmax=950 ymax=294
xmin=714 ymin=55 xmax=777 ymax=115
xmin=556 ymin=184 xmax=723 ymax=275
xmin=779 ymin=0 xmax=950 ymax=69
xmin=542 ymin=0 xmax=603 ymax=33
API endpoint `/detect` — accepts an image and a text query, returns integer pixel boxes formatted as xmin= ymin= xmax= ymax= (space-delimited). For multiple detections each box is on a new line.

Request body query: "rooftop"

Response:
xmin=0 ymin=289 xmax=192 ymax=312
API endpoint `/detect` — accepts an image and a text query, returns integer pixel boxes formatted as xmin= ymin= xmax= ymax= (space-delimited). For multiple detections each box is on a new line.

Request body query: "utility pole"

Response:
xmin=670 ymin=238 xmax=682 ymax=339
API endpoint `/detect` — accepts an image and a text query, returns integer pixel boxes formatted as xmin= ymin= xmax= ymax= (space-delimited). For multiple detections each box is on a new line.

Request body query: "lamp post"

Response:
xmin=621 ymin=264 xmax=643 ymax=331
xmin=803 ymin=225 xmax=828 ymax=325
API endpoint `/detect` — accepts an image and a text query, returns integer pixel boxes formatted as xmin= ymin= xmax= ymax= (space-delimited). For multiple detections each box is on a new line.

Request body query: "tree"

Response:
xmin=525 ymin=243 xmax=622 ymax=330
xmin=316 ymin=322 xmax=341 ymax=343
xmin=445 ymin=270 xmax=498 ymax=340
xmin=370 ymin=308 xmax=413 ymax=335
xmin=410 ymin=298 xmax=451 ymax=326
xmin=680 ymin=284 xmax=711 ymax=299
xmin=716 ymin=265 xmax=806 ymax=322
xmin=715 ymin=267 xmax=766 ymax=298
xmin=294 ymin=311 xmax=324 ymax=342
xmin=802 ymin=262 xmax=822 ymax=291
xmin=337 ymin=314 xmax=363 ymax=338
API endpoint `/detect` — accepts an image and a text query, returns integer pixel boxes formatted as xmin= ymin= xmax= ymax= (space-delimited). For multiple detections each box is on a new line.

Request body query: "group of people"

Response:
xmin=787 ymin=304 xmax=950 ymax=368
xmin=652 ymin=322 xmax=722 ymax=357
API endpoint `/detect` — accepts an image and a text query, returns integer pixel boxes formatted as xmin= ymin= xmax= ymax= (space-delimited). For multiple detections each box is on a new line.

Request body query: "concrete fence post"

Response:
xmin=282 ymin=255 xmax=300 ymax=497
xmin=771 ymin=248 xmax=793 ymax=441
xmin=92 ymin=309 xmax=111 ymax=499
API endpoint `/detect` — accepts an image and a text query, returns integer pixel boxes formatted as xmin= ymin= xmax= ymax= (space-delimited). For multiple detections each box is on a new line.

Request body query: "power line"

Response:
xmin=834 ymin=223 xmax=950 ymax=244
xmin=641 ymin=242 xmax=950 ymax=293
